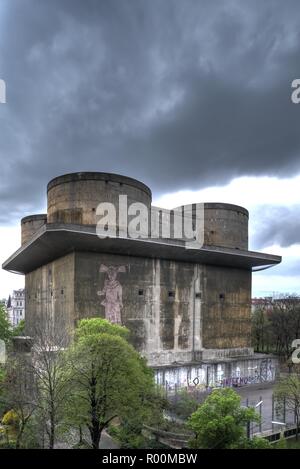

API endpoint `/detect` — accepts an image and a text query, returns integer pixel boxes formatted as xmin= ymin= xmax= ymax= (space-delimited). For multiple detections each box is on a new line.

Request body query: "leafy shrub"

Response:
xmin=169 ymin=389 xmax=199 ymax=419
xmin=233 ymin=436 xmax=272 ymax=449
xmin=275 ymin=434 xmax=287 ymax=449
xmin=108 ymin=421 xmax=145 ymax=448
xmin=0 ymin=440 xmax=16 ymax=449
xmin=2 ymin=409 xmax=19 ymax=427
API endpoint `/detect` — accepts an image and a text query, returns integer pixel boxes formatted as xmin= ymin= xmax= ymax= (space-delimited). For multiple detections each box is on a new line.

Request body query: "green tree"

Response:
xmin=187 ymin=388 xmax=260 ymax=449
xmin=66 ymin=318 xmax=157 ymax=449
xmin=0 ymin=304 xmax=11 ymax=343
xmin=251 ymin=295 xmax=300 ymax=360
xmin=112 ymin=387 xmax=166 ymax=448
xmin=0 ymin=365 xmax=7 ymax=417
xmin=12 ymin=320 xmax=25 ymax=337
xmin=251 ymin=307 xmax=272 ymax=353
xmin=74 ymin=317 xmax=129 ymax=341
xmin=170 ymin=389 xmax=199 ymax=419
xmin=236 ymin=435 xmax=271 ymax=449
xmin=274 ymin=374 xmax=300 ymax=440
xmin=269 ymin=296 xmax=300 ymax=359
xmin=31 ymin=311 xmax=71 ymax=449
xmin=1 ymin=355 xmax=37 ymax=448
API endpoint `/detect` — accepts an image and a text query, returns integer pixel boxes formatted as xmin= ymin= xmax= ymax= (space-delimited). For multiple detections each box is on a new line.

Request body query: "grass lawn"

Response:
xmin=286 ymin=438 xmax=300 ymax=449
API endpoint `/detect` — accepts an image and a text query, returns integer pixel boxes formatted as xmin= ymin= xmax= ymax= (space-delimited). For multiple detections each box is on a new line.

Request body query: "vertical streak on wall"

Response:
xmin=172 ymin=260 xmax=180 ymax=354
xmin=193 ymin=264 xmax=202 ymax=354
xmin=153 ymin=258 xmax=161 ymax=354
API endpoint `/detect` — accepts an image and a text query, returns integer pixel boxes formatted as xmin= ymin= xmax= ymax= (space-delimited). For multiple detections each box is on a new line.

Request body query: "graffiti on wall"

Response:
xmin=209 ymin=359 xmax=275 ymax=388
xmin=97 ymin=264 xmax=126 ymax=324
xmin=214 ymin=360 xmax=275 ymax=388
xmin=259 ymin=358 xmax=274 ymax=382
xmin=158 ymin=359 xmax=276 ymax=391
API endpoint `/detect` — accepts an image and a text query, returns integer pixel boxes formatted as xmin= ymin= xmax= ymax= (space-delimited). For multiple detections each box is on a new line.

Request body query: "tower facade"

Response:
xmin=3 ymin=172 xmax=281 ymax=388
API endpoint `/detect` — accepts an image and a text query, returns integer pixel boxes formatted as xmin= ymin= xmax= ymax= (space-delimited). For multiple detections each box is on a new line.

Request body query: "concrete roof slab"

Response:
xmin=2 ymin=223 xmax=281 ymax=274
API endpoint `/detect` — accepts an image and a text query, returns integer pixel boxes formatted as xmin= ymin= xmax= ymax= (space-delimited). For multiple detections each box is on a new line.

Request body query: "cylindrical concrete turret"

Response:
xmin=21 ymin=214 xmax=47 ymax=245
xmin=176 ymin=203 xmax=248 ymax=250
xmin=47 ymin=172 xmax=152 ymax=226
xmin=203 ymin=203 xmax=248 ymax=249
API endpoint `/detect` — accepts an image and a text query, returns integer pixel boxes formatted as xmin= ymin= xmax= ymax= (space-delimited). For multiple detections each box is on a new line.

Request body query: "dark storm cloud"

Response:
xmin=252 ymin=205 xmax=300 ymax=249
xmin=1 ymin=0 xmax=300 ymax=224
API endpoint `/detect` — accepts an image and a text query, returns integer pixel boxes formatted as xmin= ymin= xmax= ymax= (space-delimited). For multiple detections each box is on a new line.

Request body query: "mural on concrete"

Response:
xmin=97 ymin=264 xmax=126 ymax=324
xmin=259 ymin=358 xmax=274 ymax=382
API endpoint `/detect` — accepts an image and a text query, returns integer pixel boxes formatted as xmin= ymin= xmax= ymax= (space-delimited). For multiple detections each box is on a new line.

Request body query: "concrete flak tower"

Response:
xmin=3 ymin=171 xmax=281 ymax=388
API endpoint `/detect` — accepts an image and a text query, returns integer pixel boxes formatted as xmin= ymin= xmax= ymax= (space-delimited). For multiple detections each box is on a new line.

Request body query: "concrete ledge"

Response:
xmin=202 ymin=347 xmax=254 ymax=360
xmin=2 ymin=223 xmax=282 ymax=274
xmin=12 ymin=336 xmax=33 ymax=353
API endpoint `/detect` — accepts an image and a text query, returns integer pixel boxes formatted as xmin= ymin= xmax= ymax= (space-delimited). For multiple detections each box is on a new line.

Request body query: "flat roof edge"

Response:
xmin=2 ymin=224 xmax=282 ymax=274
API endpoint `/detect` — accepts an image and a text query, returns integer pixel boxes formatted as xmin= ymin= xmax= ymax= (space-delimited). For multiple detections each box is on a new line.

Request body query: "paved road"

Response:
xmin=99 ymin=430 xmax=119 ymax=449
xmin=236 ymin=383 xmax=295 ymax=435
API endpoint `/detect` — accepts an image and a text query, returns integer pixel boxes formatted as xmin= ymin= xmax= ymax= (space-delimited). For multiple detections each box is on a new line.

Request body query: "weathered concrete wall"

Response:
xmin=177 ymin=203 xmax=248 ymax=250
xmin=24 ymin=249 xmax=252 ymax=366
xmin=72 ymin=252 xmax=252 ymax=366
xmin=25 ymin=252 xmax=75 ymax=338
xmin=154 ymin=356 xmax=278 ymax=389
xmin=201 ymin=265 xmax=251 ymax=349
xmin=47 ymin=172 xmax=152 ymax=226
xmin=74 ymin=252 xmax=199 ymax=365
xmin=21 ymin=214 xmax=47 ymax=245
xmin=202 ymin=203 xmax=248 ymax=249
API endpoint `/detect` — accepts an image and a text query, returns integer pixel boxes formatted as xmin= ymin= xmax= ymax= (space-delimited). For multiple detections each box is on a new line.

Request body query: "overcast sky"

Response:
xmin=0 ymin=0 xmax=300 ymax=298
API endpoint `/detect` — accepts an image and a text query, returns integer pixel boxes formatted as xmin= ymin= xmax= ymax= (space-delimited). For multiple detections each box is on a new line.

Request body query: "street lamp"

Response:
xmin=255 ymin=400 xmax=263 ymax=433
xmin=244 ymin=398 xmax=264 ymax=438
xmin=271 ymin=421 xmax=286 ymax=442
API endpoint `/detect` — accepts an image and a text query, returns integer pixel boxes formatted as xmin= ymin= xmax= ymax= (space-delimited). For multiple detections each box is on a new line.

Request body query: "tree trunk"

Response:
xmin=15 ymin=425 xmax=24 ymax=449
xmin=89 ymin=420 xmax=102 ymax=449
xmin=79 ymin=425 xmax=83 ymax=444
xmin=49 ymin=410 xmax=55 ymax=449
xmin=15 ymin=417 xmax=29 ymax=449
xmin=88 ymin=366 xmax=103 ymax=449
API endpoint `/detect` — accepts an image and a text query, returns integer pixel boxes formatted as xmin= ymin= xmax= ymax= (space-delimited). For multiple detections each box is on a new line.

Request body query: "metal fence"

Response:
xmin=163 ymin=383 xmax=299 ymax=437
